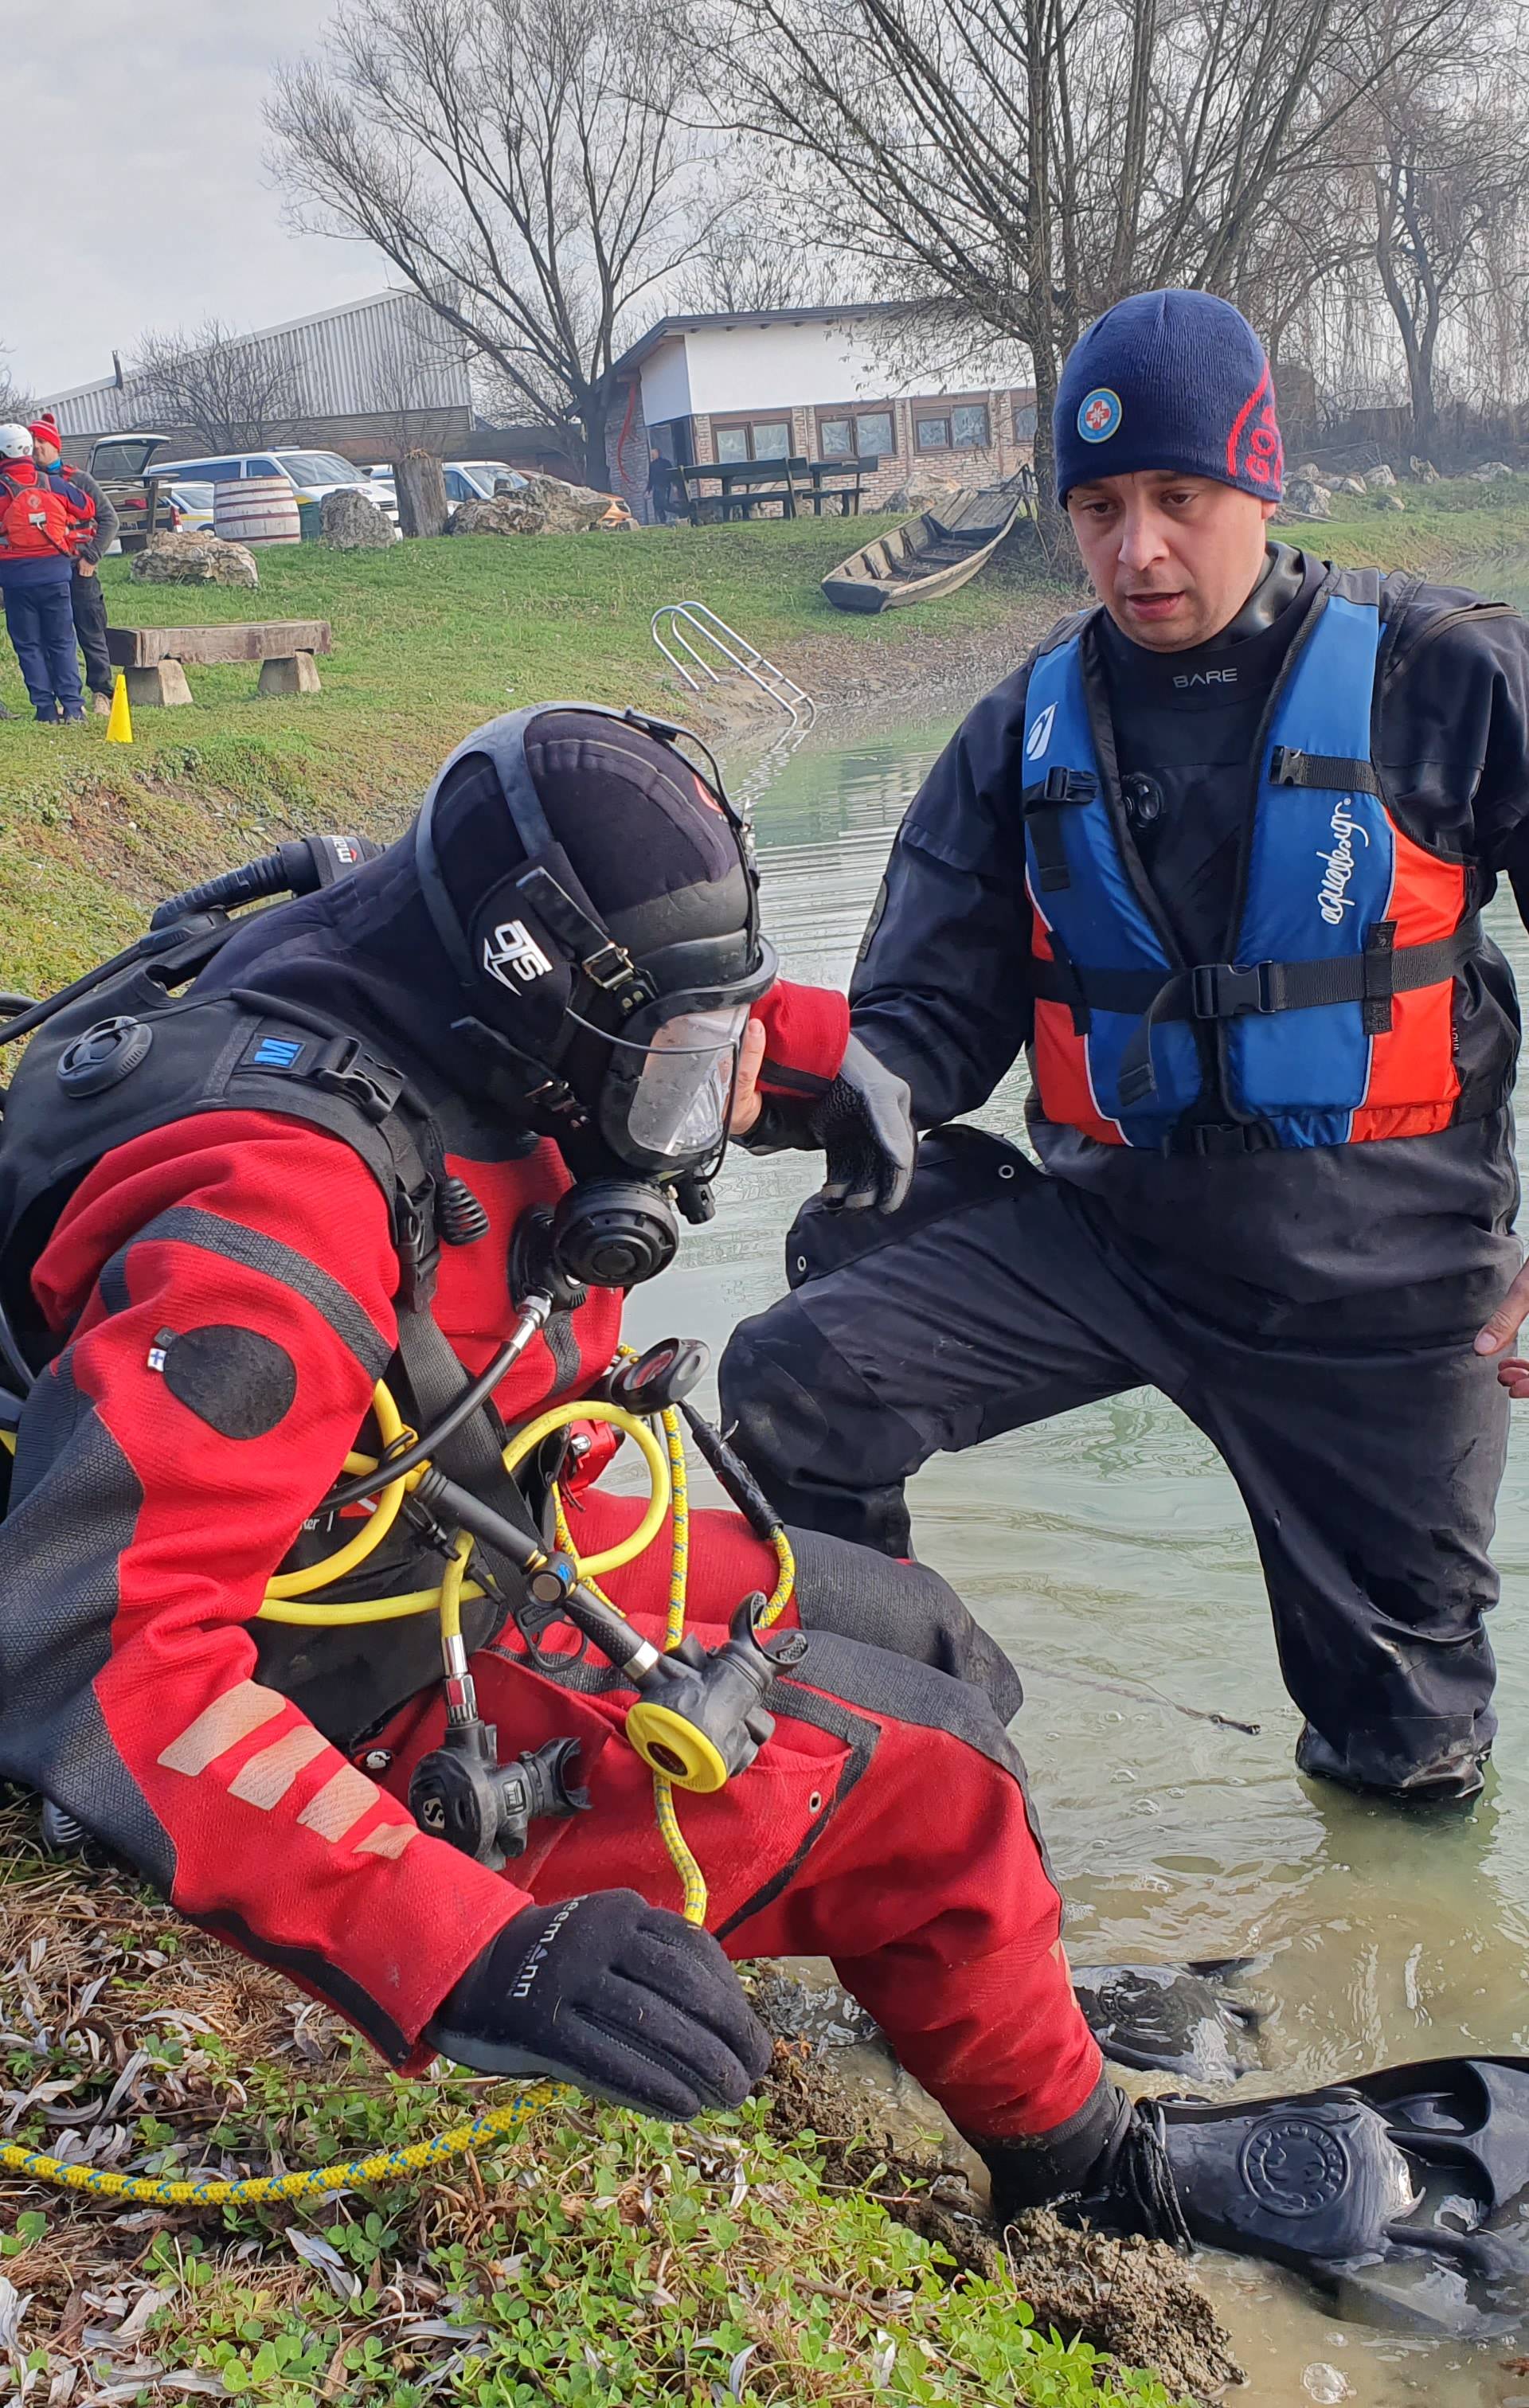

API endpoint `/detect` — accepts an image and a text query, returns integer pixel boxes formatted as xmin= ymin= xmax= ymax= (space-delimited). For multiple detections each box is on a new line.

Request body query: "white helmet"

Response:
xmin=0 ymin=424 xmax=34 ymax=460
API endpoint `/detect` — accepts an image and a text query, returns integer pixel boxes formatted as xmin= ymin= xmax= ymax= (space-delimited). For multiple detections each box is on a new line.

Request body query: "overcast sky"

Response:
xmin=11 ymin=2 xmax=388 ymax=401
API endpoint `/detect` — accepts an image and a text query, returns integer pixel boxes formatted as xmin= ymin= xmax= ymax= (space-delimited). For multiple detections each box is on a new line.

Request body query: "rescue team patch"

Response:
xmin=1077 ymin=388 xmax=1122 ymax=443
xmin=151 ymin=1323 xmax=299 ymax=1439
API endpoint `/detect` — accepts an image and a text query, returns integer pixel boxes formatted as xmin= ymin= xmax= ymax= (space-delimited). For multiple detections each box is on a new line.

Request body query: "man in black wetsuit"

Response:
xmin=722 ymin=287 xmax=1529 ymax=1808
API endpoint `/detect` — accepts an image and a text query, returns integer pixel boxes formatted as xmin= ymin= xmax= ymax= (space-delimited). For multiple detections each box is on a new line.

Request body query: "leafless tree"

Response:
xmin=1360 ymin=35 xmax=1529 ymax=458
xmin=268 ymin=0 xmax=725 ymax=487
xmin=693 ymin=0 xmax=1464 ymax=526
xmin=674 ymin=184 xmax=851 ymax=314
xmin=0 ymin=342 xmax=33 ymax=424
xmin=133 ymin=318 xmax=307 ymax=453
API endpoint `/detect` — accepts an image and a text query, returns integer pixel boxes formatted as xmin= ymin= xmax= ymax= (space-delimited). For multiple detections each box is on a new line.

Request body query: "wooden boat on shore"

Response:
xmin=820 ymin=472 xmax=1033 ymax=613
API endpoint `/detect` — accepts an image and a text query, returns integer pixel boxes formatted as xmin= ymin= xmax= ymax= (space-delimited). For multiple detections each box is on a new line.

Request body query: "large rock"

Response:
xmin=450 ymin=494 xmax=550 ymax=537
xmin=1279 ymin=475 xmax=1332 ymax=521
xmin=450 ymin=474 xmax=633 ymax=536
xmin=130 ymin=532 xmax=258 ymax=588
xmin=319 ymin=487 xmax=393 ymax=549
xmin=1471 ymin=459 xmax=1515 ymax=480
xmin=1383 ymin=492 xmax=1407 ymax=510
xmin=1291 ymin=460 xmax=1331 ymax=487
xmin=1334 ymin=475 xmax=1368 ymax=496
xmin=882 ymin=474 xmax=964 ymax=514
xmin=1410 ymin=456 xmax=1441 ymax=482
xmin=1364 ymin=462 xmax=1398 ymax=488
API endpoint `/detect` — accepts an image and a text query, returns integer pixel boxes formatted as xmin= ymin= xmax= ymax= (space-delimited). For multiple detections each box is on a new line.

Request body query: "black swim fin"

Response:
xmin=1098 ymin=2055 xmax=1529 ymax=2337
xmin=1072 ymin=1958 xmax=1269 ymax=2082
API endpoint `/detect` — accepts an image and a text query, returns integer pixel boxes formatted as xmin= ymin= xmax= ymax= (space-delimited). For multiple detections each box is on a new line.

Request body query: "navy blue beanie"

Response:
xmin=1054 ymin=289 xmax=1283 ymax=506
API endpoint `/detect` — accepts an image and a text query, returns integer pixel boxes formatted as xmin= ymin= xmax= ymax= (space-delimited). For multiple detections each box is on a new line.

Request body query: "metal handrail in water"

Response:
xmin=651 ymin=602 xmax=817 ymax=729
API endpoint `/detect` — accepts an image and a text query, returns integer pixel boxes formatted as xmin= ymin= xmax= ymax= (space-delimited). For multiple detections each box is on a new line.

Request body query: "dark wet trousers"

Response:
xmin=70 ymin=569 xmax=113 ymax=697
xmin=2 ymin=580 xmax=83 ymax=717
xmin=719 ymin=1132 xmax=1508 ymax=1800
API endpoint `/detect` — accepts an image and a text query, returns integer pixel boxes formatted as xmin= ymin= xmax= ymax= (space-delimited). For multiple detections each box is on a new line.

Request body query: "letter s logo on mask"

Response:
xmin=1026 ymin=702 xmax=1057 ymax=761
xmin=483 ymin=917 xmax=554 ymax=991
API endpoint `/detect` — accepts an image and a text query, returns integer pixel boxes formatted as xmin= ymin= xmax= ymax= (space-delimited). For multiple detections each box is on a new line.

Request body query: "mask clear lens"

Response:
xmin=625 ymin=1004 xmax=748 ymax=1161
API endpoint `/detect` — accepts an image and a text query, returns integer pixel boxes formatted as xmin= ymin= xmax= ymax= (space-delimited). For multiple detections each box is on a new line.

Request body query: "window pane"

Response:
xmin=952 ymin=405 xmax=990 ymax=448
xmin=276 ymin=452 xmax=360 ymax=483
xmin=1013 ymin=402 xmax=1038 ymax=442
xmin=916 ymin=417 xmax=949 ymax=451
xmin=245 ymin=458 xmax=283 ymax=479
xmin=715 ymin=425 xmax=749 ymax=462
xmin=753 ymin=421 xmax=790 ymax=459
xmin=856 ymin=412 xmax=893 ymax=456
xmin=819 ymin=418 xmax=853 ymax=456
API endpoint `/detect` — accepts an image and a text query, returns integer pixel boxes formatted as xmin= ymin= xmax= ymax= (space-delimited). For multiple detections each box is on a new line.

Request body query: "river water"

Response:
xmin=623 ymin=572 xmax=1529 ymax=2406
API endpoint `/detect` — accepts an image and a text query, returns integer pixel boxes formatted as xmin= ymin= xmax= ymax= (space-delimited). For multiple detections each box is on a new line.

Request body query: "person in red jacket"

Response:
xmin=0 ymin=707 xmax=1498 ymax=2292
xmin=0 ymin=423 xmax=95 ymax=722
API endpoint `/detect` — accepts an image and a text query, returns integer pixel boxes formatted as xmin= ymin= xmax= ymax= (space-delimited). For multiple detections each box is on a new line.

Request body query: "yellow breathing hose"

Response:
xmin=0 ymin=1362 xmax=795 ymax=2209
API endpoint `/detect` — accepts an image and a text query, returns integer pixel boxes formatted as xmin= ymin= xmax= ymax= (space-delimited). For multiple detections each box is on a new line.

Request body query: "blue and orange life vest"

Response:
xmin=1022 ymin=568 xmax=1484 ymax=1151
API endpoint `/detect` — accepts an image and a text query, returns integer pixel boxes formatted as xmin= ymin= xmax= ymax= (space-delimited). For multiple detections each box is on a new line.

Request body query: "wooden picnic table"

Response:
xmin=659 ymin=455 xmax=880 ymax=524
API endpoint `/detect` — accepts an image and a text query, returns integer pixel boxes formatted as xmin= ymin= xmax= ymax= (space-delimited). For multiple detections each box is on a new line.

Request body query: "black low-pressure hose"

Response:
xmin=416 ymin=1467 xmax=660 ymax=1679
xmin=322 ymin=1312 xmax=548 ymax=1513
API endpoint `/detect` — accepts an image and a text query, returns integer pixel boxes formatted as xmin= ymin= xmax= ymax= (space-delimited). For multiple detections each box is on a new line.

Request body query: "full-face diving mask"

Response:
xmin=413 ymin=705 xmax=776 ymax=1265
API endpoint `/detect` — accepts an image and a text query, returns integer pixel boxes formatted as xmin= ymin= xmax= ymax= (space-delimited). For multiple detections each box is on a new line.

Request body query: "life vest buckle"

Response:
xmin=1191 ymin=960 xmax=1281 ymax=1020
xmin=311 ymin=1035 xmax=406 ymax=1125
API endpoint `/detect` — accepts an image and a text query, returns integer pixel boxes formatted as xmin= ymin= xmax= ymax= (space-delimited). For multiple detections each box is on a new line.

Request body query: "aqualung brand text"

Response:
xmin=1316 ymin=799 xmax=1370 ymax=924
xmin=512 ymin=1897 xmax=580 ymax=1998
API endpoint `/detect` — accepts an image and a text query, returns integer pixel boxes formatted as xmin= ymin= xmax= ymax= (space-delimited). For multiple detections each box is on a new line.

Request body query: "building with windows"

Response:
xmin=605 ymin=303 xmax=1035 ymax=515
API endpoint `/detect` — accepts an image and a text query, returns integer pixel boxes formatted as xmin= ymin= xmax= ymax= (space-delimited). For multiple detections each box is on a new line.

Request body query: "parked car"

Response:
xmin=84 ymin=431 xmax=181 ymax=551
xmin=168 ymin=481 xmax=216 ymax=534
xmin=364 ymin=459 xmax=526 ymax=509
xmin=146 ymin=450 xmax=401 ymax=526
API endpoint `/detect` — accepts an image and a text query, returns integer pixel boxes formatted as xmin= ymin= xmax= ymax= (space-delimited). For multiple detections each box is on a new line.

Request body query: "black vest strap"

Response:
xmin=1021 ymin=768 xmax=1097 ymax=893
xmin=1268 ymin=745 xmax=1382 ymax=796
xmin=1065 ymin=915 xmax=1486 ymax=1108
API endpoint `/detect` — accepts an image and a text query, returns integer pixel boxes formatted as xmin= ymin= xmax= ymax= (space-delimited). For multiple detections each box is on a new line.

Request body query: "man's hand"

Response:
xmin=729 ymin=1016 xmax=766 ymax=1137
xmin=424 ymin=1888 xmax=773 ymax=2117
xmin=1474 ymin=1257 xmax=1529 ymax=1397
xmin=75 ymin=558 xmax=96 ymax=577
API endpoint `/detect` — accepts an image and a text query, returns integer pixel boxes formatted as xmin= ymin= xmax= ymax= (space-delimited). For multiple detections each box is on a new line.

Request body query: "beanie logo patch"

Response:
xmin=1226 ymin=366 xmax=1283 ymax=490
xmin=1077 ymin=388 xmax=1123 ymax=444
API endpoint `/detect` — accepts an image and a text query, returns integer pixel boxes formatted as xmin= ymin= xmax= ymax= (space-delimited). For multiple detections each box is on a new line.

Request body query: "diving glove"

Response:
xmin=741 ymin=1034 xmax=915 ymax=1214
xmin=424 ymin=1888 xmax=773 ymax=2119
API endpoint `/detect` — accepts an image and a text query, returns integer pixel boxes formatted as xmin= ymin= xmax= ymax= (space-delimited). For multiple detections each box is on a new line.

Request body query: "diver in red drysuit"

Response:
xmin=0 ymin=709 xmax=1464 ymax=2272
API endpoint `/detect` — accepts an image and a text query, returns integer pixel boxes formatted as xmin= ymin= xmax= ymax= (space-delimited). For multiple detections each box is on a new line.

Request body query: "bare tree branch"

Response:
xmin=268 ymin=0 xmax=725 ymax=483
xmin=132 ymin=318 xmax=307 ymax=453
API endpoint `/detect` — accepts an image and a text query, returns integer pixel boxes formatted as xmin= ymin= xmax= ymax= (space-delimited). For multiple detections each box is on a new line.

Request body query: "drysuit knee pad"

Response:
xmin=785 ymin=1123 xmax=1032 ymax=1290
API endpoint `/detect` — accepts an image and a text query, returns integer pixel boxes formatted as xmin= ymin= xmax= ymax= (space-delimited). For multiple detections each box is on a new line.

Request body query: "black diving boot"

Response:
xmin=1296 ymin=1722 xmax=1488 ymax=1806
xmin=978 ymin=2057 xmax=1529 ymax=2337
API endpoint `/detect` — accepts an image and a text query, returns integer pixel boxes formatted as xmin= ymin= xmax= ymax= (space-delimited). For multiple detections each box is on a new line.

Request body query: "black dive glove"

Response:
xmin=741 ymin=1034 xmax=915 ymax=1213
xmin=424 ymin=1889 xmax=772 ymax=2119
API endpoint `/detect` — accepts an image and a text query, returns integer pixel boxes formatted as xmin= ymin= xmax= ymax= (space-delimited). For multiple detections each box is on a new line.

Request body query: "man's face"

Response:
xmin=1066 ymin=470 xmax=1277 ymax=652
xmin=32 ymin=440 xmax=59 ymax=468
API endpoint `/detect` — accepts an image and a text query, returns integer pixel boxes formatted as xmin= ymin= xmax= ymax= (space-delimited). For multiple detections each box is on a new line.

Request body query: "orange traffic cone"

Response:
xmin=105 ymin=672 xmax=132 ymax=745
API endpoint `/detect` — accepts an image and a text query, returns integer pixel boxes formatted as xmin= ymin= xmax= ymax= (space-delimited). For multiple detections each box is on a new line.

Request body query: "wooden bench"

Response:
xmin=106 ymin=621 xmax=333 ymax=706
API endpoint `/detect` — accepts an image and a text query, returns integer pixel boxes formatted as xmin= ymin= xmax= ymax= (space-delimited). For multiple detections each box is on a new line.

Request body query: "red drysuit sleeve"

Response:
xmin=6 ymin=1113 xmax=526 ymax=2066
xmin=750 ymin=977 xmax=850 ymax=1099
